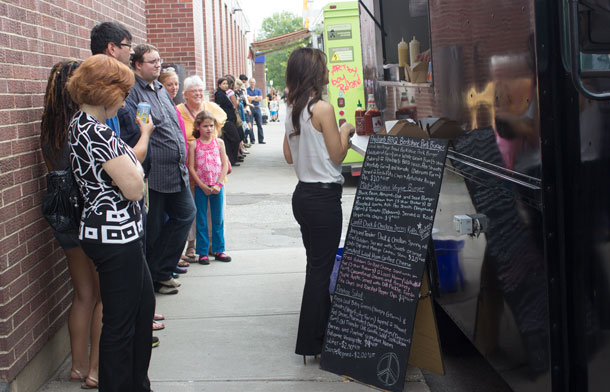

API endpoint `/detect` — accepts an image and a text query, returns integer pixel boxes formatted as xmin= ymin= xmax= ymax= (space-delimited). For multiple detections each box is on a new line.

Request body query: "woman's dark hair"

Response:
xmin=224 ymin=74 xmax=235 ymax=89
xmin=192 ymin=110 xmax=218 ymax=138
xmin=285 ymin=48 xmax=327 ymax=136
xmin=40 ymin=61 xmax=81 ymax=161
xmin=216 ymin=77 xmax=227 ymax=89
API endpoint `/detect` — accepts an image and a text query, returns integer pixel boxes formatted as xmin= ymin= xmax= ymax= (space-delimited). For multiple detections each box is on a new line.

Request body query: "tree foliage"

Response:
xmin=257 ymin=12 xmax=310 ymax=92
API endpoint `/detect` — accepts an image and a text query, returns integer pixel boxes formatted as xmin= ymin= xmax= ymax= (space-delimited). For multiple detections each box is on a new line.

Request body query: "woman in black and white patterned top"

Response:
xmin=70 ymin=111 xmax=144 ymax=243
xmin=67 ymin=54 xmax=155 ymax=392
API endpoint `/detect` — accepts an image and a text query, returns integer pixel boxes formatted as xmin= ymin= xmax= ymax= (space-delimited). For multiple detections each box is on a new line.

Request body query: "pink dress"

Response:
xmin=195 ymin=138 xmax=222 ymax=186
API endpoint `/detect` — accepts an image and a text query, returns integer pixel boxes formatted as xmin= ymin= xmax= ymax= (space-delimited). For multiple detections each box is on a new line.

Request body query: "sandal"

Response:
xmin=153 ymin=321 xmax=165 ymax=331
xmin=177 ymin=259 xmax=190 ymax=267
xmin=70 ymin=369 xmax=85 ymax=381
xmin=153 ymin=313 xmax=165 ymax=321
xmin=184 ymin=247 xmax=197 ymax=261
xmin=81 ymin=375 xmax=98 ymax=389
xmin=198 ymin=255 xmax=210 ymax=265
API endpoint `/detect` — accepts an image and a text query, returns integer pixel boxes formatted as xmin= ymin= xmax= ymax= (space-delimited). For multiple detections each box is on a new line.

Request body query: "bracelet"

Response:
xmin=215 ymin=182 xmax=223 ymax=187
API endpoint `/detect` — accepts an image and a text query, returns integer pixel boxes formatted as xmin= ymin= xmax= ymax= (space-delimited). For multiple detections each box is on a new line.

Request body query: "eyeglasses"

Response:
xmin=124 ymin=90 xmax=130 ymax=100
xmin=161 ymin=66 xmax=176 ymax=73
xmin=116 ymin=42 xmax=132 ymax=48
xmin=143 ymin=58 xmax=163 ymax=65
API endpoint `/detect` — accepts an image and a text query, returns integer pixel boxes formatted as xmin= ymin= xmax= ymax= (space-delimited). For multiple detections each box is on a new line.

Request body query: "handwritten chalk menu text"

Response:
xmin=320 ymin=135 xmax=448 ymax=391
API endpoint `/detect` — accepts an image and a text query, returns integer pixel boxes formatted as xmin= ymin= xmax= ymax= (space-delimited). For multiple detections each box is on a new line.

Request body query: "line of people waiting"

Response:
xmin=38 ymin=21 xmax=256 ymax=392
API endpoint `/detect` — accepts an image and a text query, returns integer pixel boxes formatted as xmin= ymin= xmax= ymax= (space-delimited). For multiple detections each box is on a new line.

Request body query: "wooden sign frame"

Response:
xmin=321 ymin=135 xmax=448 ymax=391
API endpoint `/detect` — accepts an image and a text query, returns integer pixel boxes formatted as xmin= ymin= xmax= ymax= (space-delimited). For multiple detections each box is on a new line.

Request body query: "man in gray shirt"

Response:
xmin=119 ymin=44 xmax=195 ymax=294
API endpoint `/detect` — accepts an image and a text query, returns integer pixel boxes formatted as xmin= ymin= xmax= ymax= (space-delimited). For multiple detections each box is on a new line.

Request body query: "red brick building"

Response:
xmin=146 ymin=0 xmax=250 ymax=100
xmin=0 ymin=1 xmax=250 ymax=390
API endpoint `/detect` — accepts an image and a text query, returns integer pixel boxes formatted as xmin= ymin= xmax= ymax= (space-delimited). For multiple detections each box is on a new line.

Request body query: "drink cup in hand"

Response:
xmin=136 ymin=116 xmax=155 ymax=136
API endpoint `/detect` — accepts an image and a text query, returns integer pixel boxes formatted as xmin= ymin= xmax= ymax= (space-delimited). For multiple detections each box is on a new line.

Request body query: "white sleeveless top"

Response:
xmin=285 ymin=104 xmax=344 ymax=185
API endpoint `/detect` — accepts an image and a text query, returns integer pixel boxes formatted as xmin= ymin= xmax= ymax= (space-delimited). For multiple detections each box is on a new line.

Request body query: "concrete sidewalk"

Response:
xmin=38 ymin=107 xmax=430 ymax=392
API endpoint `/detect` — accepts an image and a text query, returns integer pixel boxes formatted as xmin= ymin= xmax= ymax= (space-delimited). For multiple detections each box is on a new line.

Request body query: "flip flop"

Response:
xmin=70 ymin=369 xmax=85 ymax=382
xmin=185 ymin=248 xmax=197 ymax=261
xmin=153 ymin=313 xmax=165 ymax=321
xmin=177 ymin=259 xmax=190 ymax=267
xmin=80 ymin=375 xmax=98 ymax=389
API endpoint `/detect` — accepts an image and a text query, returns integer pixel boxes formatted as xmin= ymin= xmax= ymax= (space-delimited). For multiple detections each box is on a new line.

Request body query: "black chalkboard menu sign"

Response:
xmin=320 ymin=134 xmax=449 ymax=391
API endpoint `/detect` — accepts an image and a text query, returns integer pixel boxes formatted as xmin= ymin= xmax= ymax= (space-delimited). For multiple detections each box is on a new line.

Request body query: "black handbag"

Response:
xmin=41 ymin=169 xmax=83 ymax=234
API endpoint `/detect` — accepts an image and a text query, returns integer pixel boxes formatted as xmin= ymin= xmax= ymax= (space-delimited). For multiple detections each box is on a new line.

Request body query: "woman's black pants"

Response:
xmin=221 ymin=121 xmax=241 ymax=165
xmin=81 ymin=239 xmax=155 ymax=392
xmin=291 ymin=181 xmax=342 ymax=355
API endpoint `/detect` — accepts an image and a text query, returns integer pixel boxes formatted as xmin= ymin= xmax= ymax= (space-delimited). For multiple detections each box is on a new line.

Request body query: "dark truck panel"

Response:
xmin=358 ymin=0 xmax=610 ymax=390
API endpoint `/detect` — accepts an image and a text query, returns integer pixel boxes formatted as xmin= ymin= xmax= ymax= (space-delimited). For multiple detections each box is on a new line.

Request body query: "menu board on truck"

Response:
xmin=320 ymin=134 xmax=448 ymax=392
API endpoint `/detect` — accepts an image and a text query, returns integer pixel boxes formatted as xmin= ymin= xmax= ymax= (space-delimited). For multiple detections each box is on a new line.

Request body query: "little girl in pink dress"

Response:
xmin=188 ymin=111 xmax=231 ymax=264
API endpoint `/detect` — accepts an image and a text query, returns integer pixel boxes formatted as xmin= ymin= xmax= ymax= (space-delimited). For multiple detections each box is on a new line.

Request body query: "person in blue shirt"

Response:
xmin=90 ymin=22 xmax=135 ymax=136
xmin=247 ymin=78 xmax=266 ymax=144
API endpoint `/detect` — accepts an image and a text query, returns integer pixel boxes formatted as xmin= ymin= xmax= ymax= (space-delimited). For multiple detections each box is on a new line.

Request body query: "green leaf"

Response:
xmin=256 ymin=12 xmax=311 ymax=92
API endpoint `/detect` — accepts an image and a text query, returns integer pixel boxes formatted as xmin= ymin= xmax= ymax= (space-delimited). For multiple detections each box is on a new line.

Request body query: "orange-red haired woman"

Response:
xmin=66 ymin=54 xmax=155 ymax=391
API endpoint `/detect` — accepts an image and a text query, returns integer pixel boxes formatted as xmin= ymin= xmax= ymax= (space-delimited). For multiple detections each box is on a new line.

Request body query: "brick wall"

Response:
xmin=0 ymin=0 xmax=249 ymax=385
xmin=0 ymin=0 xmax=146 ymax=384
xmin=221 ymin=4 xmax=228 ymax=78
xmin=213 ymin=0 xmax=222 ymax=85
xmin=146 ymin=0 xmax=249 ymax=99
xmin=253 ymin=61 xmax=267 ymax=98
xmin=146 ymin=0 xmax=204 ymax=78
xmin=202 ymin=0 xmax=216 ymax=97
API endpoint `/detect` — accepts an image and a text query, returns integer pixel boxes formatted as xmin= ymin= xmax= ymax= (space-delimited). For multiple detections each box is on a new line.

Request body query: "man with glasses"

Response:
xmin=90 ymin=23 xmax=165 ymax=347
xmin=119 ymin=44 xmax=196 ymax=296
xmin=90 ymin=21 xmax=134 ymax=135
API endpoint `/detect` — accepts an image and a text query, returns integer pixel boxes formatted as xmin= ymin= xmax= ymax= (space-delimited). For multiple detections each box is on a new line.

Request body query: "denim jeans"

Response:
xmin=81 ymin=239 xmax=154 ymax=392
xmin=146 ymin=185 xmax=196 ymax=283
xmin=243 ymin=122 xmax=255 ymax=144
xmin=291 ymin=182 xmax=343 ymax=355
xmin=194 ymin=186 xmax=225 ymax=254
xmin=250 ymin=106 xmax=264 ymax=142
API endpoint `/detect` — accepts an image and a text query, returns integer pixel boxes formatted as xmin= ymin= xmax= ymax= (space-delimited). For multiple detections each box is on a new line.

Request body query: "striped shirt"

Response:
xmin=118 ymin=74 xmax=189 ymax=193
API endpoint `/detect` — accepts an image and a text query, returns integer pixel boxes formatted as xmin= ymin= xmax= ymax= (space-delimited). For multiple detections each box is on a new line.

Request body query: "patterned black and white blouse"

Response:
xmin=69 ymin=111 xmax=143 ymax=244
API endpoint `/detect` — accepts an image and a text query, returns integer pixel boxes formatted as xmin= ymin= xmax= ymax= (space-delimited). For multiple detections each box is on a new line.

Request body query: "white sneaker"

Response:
xmin=159 ymin=277 xmax=181 ymax=288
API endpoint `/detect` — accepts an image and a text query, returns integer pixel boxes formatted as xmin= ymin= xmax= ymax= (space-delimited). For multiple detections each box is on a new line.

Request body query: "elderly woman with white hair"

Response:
xmin=177 ymin=75 xmax=226 ymax=144
xmin=176 ymin=76 xmax=227 ymax=262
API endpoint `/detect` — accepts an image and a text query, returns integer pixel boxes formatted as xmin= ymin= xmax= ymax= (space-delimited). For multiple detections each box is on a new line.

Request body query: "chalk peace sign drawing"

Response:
xmin=376 ymin=352 xmax=400 ymax=387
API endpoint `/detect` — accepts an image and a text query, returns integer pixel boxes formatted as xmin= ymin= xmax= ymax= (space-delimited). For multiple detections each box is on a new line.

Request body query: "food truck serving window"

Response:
xmin=373 ymin=0 xmax=432 ymax=84
xmin=381 ymin=0 xmax=430 ymax=64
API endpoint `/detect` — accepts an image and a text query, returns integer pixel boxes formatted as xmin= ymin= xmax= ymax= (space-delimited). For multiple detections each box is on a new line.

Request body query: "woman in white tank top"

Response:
xmin=283 ymin=47 xmax=355 ymax=362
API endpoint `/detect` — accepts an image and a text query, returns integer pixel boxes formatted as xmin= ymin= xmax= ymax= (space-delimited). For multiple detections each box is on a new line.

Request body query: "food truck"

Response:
xmin=324 ymin=1 xmax=610 ymax=391
xmin=322 ymin=2 xmax=366 ymax=176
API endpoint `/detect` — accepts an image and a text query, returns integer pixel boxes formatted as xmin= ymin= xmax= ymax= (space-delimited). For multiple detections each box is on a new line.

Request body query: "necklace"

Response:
xmin=184 ymin=102 xmax=202 ymax=119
